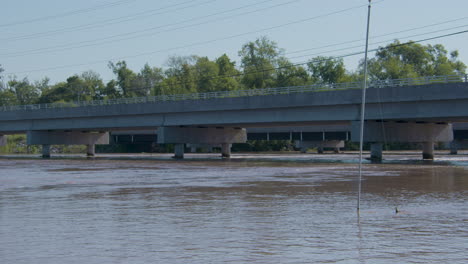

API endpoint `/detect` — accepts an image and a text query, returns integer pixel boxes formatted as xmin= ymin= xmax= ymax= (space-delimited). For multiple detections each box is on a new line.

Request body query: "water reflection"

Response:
xmin=0 ymin=154 xmax=467 ymax=263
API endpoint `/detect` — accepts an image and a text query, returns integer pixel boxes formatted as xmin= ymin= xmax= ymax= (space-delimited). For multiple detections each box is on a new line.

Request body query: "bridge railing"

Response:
xmin=0 ymin=74 xmax=466 ymax=112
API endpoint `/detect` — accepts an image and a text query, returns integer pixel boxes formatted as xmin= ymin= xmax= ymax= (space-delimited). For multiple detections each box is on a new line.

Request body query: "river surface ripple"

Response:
xmin=0 ymin=153 xmax=467 ymax=263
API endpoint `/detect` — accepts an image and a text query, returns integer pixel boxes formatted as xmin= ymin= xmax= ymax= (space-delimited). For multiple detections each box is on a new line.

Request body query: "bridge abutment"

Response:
xmin=158 ymin=127 xmax=246 ymax=159
xmin=27 ymin=131 xmax=109 ymax=158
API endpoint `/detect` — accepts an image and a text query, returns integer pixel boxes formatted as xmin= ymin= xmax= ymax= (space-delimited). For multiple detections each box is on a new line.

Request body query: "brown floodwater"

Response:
xmin=0 ymin=153 xmax=467 ymax=263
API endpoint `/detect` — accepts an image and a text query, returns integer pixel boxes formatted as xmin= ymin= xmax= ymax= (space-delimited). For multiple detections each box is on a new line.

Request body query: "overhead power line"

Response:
xmin=1 ymin=0 xmax=216 ymax=42
xmin=286 ymin=16 xmax=468 ymax=56
xmin=1 ymin=2 xmax=368 ymax=61
xmin=0 ymin=0 xmax=297 ymax=57
xmin=0 ymin=0 xmax=136 ymax=28
xmin=7 ymin=0 xmax=465 ymax=80
xmin=286 ymin=25 xmax=468 ymax=60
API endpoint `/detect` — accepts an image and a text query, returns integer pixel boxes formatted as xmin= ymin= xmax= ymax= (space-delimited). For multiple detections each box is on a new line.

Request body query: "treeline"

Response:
xmin=0 ymin=37 xmax=466 ymax=107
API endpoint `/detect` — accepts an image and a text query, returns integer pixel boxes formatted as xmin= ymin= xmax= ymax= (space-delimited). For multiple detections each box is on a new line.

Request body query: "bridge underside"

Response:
xmin=1 ymin=83 xmax=468 ymax=159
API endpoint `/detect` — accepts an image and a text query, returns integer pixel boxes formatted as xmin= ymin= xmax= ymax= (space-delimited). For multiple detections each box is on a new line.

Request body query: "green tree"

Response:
xmin=0 ymin=64 xmax=4 ymax=90
xmin=239 ymin=36 xmax=282 ymax=89
xmin=194 ymin=57 xmax=219 ymax=93
xmin=159 ymin=56 xmax=198 ymax=95
xmin=135 ymin=64 xmax=164 ymax=96
xmin=108 ymin=61 xmax=138 ymax=97
xmin=33 ymin=77 xmax=51 ymax=95
xmin=8 ymin=78 xmax=40 ymax=105
xmin=38 ymin=82 xmax=72 ymax=104
xmin=366 ymin=40 xmax=466 ymax=80
xmin=81 ymin=71 xmax=105 ymax=100
xmin=215 ymin=54 xmax=240 ymax=91
xmin=102 ymin=80 xmax=121 ymax=99
xmin=307 ymin=56 xmax=349 ymax=84
xmin=66 ymin=75 xmax=88 ymax=102
xmin=0 ymin=89 xmax=18 ymax=106
xmin=276 ymin=58 xmax=310 ymax=87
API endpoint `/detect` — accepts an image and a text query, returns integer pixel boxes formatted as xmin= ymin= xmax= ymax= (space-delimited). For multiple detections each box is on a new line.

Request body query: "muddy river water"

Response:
xmin=1 ymin=153 xmax=467 ymax=263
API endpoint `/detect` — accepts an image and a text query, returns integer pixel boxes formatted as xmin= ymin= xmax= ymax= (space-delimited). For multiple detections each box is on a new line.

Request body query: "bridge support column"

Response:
xmin=422 ymin=142 xmax=434 ymax=160
xmin=370 ymin=143 xmax=383 ymax=162
xmin=173 ymin=144 xmax=185 ymax=159
xmin=0 ymin=135 xmax=6 ymax=146
xmin=317 ymin=147 xmax=324 ymax=154
xmin=86 ymin=144 xmax=95 ymax=157
xmin=449 ymin=140 xmax=468 ymax=155
xmin=42 ymin=144 xmax=51 ymax=158
xmin=221 ymin=143 xmax=231 ymax=158
xmin=352 ymin=121 xmax=452 ymax=160
xmin=450 ymin=141 xmax=458 ymax=155
xmin=190 ymin=146 xmax=197 ymax=153
xmin=158 ymin=127 xmax=246 ymax=159
xmin=27 ymin=131 xmax=109 ymax=158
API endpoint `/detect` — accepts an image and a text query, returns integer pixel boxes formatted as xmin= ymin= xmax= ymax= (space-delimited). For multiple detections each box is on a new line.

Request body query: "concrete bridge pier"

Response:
xmin=42 ymin=144 xmax=51 ymax=158
xmin=317 ymin=147 xmax=324 ymax=154
xmin=352 ymin=121 xmax=453 ymax=161
xmin=370 ymin=143 xmax=383 ymax=162
xmin=299 ymin=146 xmax=307 ymax=153
xmin=422 ymin=142 xmax=434 ymax=160
xmin=449 ymin=140 xmax=468 ymax=155
xmin=190 ymin=145 xmax=197 ymax=153
xmin=0 ymin=135 xmax=6 ymax=146
xmin=221 ymin=143 xmax=232 ymax=158
xmin=450 ymin=141 xmax=459 ymax=155
xmin=174 ymin=144 xmax=185 ymax=159
xmin=158 ymin=127 xmax=246 ymax=159
xmin=27 ymin=131 xmax=109 ymax=158
xmin=86 ymin=144 xmax=96 ymax=157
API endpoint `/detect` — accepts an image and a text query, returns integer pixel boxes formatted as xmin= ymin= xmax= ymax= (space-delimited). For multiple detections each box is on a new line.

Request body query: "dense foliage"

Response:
xmin=2 ymin=37 xmax=464 ymax=107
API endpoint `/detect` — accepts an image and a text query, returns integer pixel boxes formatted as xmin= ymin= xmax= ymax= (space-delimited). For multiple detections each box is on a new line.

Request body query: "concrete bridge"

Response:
xmin=0 ymin=74 xmax=467 ymax=159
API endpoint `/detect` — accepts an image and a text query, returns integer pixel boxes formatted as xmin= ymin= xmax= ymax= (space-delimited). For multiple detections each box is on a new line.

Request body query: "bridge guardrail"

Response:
xmin=0 ymin=74 xmax=466 ymax=112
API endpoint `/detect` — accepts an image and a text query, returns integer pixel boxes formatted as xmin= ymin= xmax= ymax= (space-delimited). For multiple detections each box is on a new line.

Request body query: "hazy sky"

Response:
xmin=1 ymin=0 xmax=467 ymax=84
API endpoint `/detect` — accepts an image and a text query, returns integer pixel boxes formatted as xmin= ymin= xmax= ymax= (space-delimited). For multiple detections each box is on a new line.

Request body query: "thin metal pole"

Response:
xmin=358 ymin=0 xmax=372 ymax=212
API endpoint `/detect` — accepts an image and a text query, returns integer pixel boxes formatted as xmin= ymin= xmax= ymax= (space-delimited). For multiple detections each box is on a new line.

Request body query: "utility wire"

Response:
xmin=5 ymin=27 xmax=467 ymax=79
xmin=0 ymin=0 xmax=136 ymax=28
xmin=0 ymin=0 xmax=298 ymax=57
xmin=3 ymin=2 xmax=369 ymax=72
xmin=286 ymin=16 xmax=468 ymax=56
xmin=1 ymin=0 xmax=216 ymax=42
xmin=287 ymin=25 xmax=468 ymax=60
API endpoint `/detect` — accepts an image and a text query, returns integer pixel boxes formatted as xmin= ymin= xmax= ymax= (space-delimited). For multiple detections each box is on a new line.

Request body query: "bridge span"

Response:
xmin=0 ymin=75 xmax=467 ymax=159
